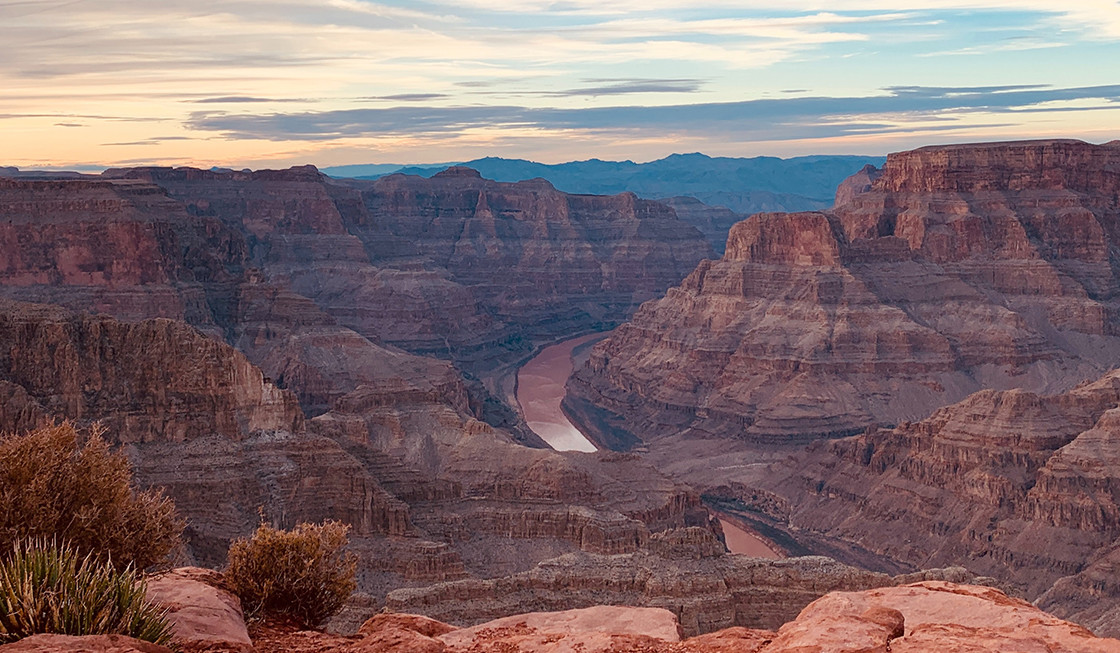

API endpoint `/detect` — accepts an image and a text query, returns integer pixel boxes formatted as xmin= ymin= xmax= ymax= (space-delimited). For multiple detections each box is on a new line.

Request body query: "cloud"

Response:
xmin=362 ymin=93 xmax=452 ymax=101
xmin=546 ymin=79 xmax=704 ymax=96
xmin=193 ymin=96 xmax=307 ymax=103
xmin=187 ymin=84 xmax=1120 ymax=143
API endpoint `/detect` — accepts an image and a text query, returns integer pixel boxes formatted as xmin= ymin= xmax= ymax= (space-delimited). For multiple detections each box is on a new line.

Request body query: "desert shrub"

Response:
xmin=0 ymin=539 xmax=174 ymax=645
xmin=225 ymin=520 xmax=357 ymax=627
xmin=0 ymin=422 xmax=183 ymax=570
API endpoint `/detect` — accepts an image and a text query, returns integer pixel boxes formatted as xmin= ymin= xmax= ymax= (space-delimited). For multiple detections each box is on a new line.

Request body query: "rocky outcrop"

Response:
xmin=759 ymin=581 xmax=1120 ymax=653
xmin=440 ymin=606 xmax=682 ymax=651
xmin=833 ymin=163 xmax=881 ymax=207
xmin=748 ymin=368 xmax=1120 ymax=634
xmin=570 ymin=139 xmax=1120 ymax=454
xmin=0 ymin=635 xmax=174 ymax=653
xmin=0 ymin=299 xmax=302 ymax=443
xmin=386 ymin=527 xmax=977 ymax=637
xmin=145 ymin=568 xmax=253 ymax=653
xmin=658 ymin=197 xmax=746 ymax=255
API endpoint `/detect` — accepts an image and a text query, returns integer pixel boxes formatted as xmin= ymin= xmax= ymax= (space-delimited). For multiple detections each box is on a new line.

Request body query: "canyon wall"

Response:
xmin=569 ymin=139 xmax=1120 ymax=452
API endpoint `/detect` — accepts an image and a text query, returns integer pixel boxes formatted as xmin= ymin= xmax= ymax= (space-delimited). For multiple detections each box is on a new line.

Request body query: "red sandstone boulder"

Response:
xmin=144 ymin=567 xmax=253 ymax=652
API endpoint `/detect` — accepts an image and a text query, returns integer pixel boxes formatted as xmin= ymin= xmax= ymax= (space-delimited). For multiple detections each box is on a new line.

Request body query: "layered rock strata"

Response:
xmin=105 ymin=165 xmax=711 ymax=369
xmin=749 ymin=368 xmax=1120 ymax=635
xmin=387 ymin=526 xmax=977 ymax=637
xmin=0 ymin=298 xmax=708 ymax=598
xmin=570 ymin=140 xmax=1120 ymax=451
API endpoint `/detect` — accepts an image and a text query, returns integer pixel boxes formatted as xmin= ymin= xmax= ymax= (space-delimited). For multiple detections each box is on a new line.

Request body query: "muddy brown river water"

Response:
xmin=516 ymin=333 xmax=784 ymax=557
xmin=516 ymin=333 xmax=601 ymax=452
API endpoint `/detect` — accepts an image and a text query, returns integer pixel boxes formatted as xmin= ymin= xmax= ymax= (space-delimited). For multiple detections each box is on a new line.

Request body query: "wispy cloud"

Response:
xmin=192 ymin=96 xmax=308 ymax=104
xmin=2 ymin=1 xmax=1119 ymax=166
xmin=188 ymin=84 xmax=1120 ymax=142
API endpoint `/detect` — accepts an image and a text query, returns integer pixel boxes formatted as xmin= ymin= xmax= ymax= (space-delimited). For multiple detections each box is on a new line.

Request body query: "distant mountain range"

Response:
xmin=321 ymin=153 xmax=885 ymax=215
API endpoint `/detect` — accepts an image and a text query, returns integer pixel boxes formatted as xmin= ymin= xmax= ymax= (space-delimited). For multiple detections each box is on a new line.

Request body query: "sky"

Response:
xmin=2 ymin=0 xmax=1119 ymax=169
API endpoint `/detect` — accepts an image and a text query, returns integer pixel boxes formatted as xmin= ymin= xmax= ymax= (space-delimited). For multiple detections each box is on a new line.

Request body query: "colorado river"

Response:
xmin=516 ymin=333 xmax=602 ymax=452
xmin=719 ymin=518 xmax=783 ymax=559
xmin=516 ymin=334 xmax=785 ymax=558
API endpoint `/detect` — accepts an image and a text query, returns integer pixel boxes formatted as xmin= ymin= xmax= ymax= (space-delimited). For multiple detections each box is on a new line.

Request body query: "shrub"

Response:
xmin=0 ymin=539 xmax=174 ymax=645
xmin=225 ymin=520 xmax=357 ymax=628
xmin=0 ymin=422 xmax=183 ymax=570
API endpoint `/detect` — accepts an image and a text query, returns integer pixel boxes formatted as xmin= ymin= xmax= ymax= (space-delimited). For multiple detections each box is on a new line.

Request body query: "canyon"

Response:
xmin=4 ymin=139 xmax=1120 ymax=642
xmin=567 ymin=138 xmax=1120 ymax=634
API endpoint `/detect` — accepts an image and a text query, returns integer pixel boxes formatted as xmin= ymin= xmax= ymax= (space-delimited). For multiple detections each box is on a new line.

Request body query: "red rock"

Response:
xmin=833 ymin=163 xmax=882 ymax=208
xmin=762 ymin=581 xmax=1120 ymax=653
xmin=438 ymin=606 xmax=681 ymax=652
xmin=144 ymin=567 xmax=253 ymax=652
xmin=677 ymin=627 xmax=773 ymax=652
xmin=358 ymin=613 xmax=458 ymax=639
xmin=570 ymin=139 xmax=1120 ymax=449
xmin=753 ymin=369 xmax=1120 ymax=634
xmin=0 ymin=634 xmax=173 ymax=653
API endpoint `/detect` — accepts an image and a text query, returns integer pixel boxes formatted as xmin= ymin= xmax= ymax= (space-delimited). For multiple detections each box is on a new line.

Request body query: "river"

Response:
xmin=516 ymin=333 xmax=602 ymax=452
xmin=516 ymin=334 xmax=784 ymax=558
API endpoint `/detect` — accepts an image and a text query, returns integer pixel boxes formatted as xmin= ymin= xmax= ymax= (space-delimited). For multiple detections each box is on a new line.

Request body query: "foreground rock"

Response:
xmin=144 ymin=567 xmax=253 ymax=652
xmin=250 ymin=582 xmax=1120 ymax=653
xmin=0 ymin=635 xmax=173 ymax=653
xmin=764 ymin=581 xmax=1120 ymax=653
xmin=440 ymin=606 xmax=681 ymax=652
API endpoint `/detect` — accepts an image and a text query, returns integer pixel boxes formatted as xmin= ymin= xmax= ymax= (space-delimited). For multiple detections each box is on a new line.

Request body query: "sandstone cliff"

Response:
xmin=104 ymin=165 xmax=711 ymax=370
xmin=0 ymin=298 xmax=708 ymax=600
xmin=569 ymin=139 xmax=1120 ymax=454
xmin=740 ymin=367 xmax=1120 ymax=635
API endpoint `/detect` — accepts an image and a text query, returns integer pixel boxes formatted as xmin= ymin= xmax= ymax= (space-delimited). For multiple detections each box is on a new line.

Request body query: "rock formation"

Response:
xmin=569 ymin=139 xmax=1120 ymax=456
xmin=101 ymin=165 xmax=711 ymax=370
xmin=658 ymin=197 xmax=746 ymax=255
xmin=386 ymin=526 xmax=977 ymax=637
xmin=0 ymin=299 xmax=707 ymax=601
xmin=739 ymin=367 xmax=1120 ymax=635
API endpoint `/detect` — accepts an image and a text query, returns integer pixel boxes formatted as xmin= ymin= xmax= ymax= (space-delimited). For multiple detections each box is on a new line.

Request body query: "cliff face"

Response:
xmin=0 ymin=176 xmax=246 ymax=332
xmin=105 ymin=165 xmax=711 ymax=369
xmin=0 ymin=298 xmax=708 ymax=595
xmin=0 ymin=299 xmax=302 ymax=443
xmin=355 ymin=168 xmax=714 ymax=356
xmin=386 ymin=526 xmax=977 ymax=637
xmin=746 ymin=368 xmax=1120 ymax=635
xmin=569 ymin=139 xmax=1120 ymax=449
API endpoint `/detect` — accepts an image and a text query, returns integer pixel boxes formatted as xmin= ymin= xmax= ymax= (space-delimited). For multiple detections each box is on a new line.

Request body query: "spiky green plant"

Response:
xmin=226 ymin=520 xmax=357 ymax=628
xmin=0 ymin=540 xmax=174 ymax=645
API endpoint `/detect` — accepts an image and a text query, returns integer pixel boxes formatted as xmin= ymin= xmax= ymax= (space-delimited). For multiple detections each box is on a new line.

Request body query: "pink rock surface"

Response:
xmin=0 ymin=634 xmax=173 ymax=653
xmin=764 ymin=581 xmax=1120 ymax=653
xmin=144 ymin=567 xmax=253 ymax=652
xmin=439 ymin=606 xmax=682 ymax=652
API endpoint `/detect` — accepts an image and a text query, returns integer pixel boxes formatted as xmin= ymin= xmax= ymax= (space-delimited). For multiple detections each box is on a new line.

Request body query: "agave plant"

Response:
xmin=0 ymin=539 xmax=174 ymax=645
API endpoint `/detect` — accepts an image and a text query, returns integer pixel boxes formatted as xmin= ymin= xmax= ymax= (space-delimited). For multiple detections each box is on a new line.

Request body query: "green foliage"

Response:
xmin=225 ymin=520 xmax=357 ymax=628
xmin=0 ymin=422 xmax=183 ymax=570
xmin=0 ymin=539 xmax=174 ymax=645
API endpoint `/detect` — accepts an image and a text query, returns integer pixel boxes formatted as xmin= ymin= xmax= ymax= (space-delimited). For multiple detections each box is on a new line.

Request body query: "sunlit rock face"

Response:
xmin=570 ymin=139 xmax=1120 ymax=447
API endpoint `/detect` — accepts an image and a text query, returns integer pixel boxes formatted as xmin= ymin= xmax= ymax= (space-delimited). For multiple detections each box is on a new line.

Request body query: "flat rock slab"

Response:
xmin=765 ymin=581 xmax=1120 ymax=653
xmin=440 ymin=606 xmax=682 ymax=652
xmin=0 ymin=634 xmax=173 ymax=653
